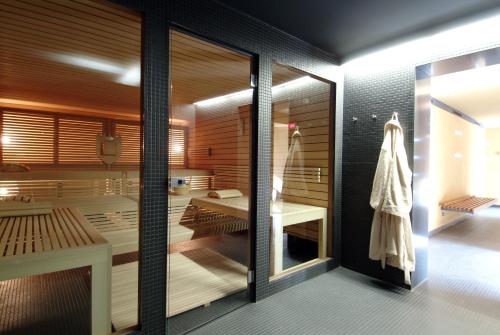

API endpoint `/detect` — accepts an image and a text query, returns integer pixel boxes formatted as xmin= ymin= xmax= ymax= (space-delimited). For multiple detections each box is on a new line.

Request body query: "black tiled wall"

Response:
xmin=112 ymin=0 xmax=342 ymax=333
xmin=342 ymin=66 xmax=415 ymax=287
xmin=169 ymin=0 xmax=341 ymax=301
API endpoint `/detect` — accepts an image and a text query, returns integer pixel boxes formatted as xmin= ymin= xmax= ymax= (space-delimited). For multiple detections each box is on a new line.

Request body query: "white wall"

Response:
xmin=484 ymin=128 xmax=500 ymax=201
xmin=428 ymin=105 xmax=485 ymax=233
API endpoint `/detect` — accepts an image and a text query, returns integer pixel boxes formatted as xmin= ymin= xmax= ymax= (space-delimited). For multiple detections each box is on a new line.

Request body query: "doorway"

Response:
xmin=415 ymin=46 xmax=500 ymax=315
xmin=166 ymin=29 xmax=255 ymax=334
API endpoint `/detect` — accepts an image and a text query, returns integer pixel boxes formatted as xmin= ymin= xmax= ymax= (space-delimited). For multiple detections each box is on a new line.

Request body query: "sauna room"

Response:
xmin=0 ymin=1 xmax=333 ymax=334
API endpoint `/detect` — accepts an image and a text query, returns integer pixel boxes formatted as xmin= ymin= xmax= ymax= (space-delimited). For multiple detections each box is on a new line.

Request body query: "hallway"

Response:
xmin=191 ymin=208 xmax=500 ymax=334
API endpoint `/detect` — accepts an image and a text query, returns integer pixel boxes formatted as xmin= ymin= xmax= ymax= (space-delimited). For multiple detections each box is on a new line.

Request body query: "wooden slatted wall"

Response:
xmin=274 ymin=80 xmax=331 ymax=208
xmin=58 ymin=118 xmax=103 ymax=164
xmin=188 ymin=104 xmax=251 ymax=194
xmin=115 ymin=122 xmax=141 ymax=165
xmin=186 ymin=79 xmax=331 ymax=207
xmin=0 ymin=0 xmax=141 ymax=118
xmin=170 ymin=127 xmax=187 ymax=167
xmin=0 ymin=110 xmax=142 ymax=168
xmin=2 ymin=111 xmax=55 ymax=164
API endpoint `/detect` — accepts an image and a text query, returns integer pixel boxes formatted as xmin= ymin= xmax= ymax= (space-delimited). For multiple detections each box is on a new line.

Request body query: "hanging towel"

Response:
xmin=280 ymin=129 xmax=308 ymax=200
xmin=369 ymin=115 xmax=415 ymax=285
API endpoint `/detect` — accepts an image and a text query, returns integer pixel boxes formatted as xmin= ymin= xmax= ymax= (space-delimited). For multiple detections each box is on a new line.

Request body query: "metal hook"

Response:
xmin=371 ymin=114 xmax=377 ymax=120
xmin=352 ymin=116 xmax=358 ymax=122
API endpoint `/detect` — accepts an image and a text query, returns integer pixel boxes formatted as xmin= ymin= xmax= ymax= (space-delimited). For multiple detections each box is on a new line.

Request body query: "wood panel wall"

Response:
xmin=187 ymin=103 xmax=251 ymax=194
xmin=275 ymin=80 xmax=331 ymax=208
xmin=185 ymin=79 xmax=331 ymax=207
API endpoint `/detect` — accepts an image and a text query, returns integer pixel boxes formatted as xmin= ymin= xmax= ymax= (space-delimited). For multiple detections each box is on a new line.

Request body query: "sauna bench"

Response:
xmin=441 ymin=196 xmax=497 ymax=214
xmin=190 ymin=196 xmax=328 ymax=276
xmin=49 ymin=191 xmax=211 ymax=256
xmin=0 ymin=208 xmax=111 ymax=335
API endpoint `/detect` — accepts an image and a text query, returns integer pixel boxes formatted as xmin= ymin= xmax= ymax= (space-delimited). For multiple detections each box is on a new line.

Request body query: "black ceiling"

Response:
xmin=218 ymin=0 xmax=500 ymax=60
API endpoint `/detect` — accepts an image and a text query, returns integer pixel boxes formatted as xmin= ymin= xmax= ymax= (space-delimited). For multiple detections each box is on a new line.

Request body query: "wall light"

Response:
xmin=0 ymin=187 xmax=9 ymax=196
xmin=1 ymin=136 xmax=11 ymax=144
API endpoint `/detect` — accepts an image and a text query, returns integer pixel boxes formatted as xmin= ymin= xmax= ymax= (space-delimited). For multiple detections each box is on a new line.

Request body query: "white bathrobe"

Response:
xmin=369 ymin=117 xmax=415 ymax=284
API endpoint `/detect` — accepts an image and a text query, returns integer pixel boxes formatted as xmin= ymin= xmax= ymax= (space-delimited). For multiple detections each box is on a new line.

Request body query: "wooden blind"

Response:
xmin=169 ymin=128 xmax=186 ymax=167
xmin=1 ymin=111 xmax=54 ymax=163
xmin=115 ymin=122 xmax=140 ymax=164
xmin=58 ymin=118 xmax=103 ymax=164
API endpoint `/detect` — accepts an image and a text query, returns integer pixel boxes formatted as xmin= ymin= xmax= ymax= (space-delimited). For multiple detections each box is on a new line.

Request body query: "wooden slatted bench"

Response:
xmin=441 ymin=196 xmax=497 ymax=214
xmin=0 ymin=208 xmax=111 ymax=335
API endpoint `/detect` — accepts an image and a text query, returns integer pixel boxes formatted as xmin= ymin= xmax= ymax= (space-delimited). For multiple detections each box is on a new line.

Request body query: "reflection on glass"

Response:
xmin=167 ymin=30 xmax=252 ymax=332
xmin=0 ymin=1 xmax=141 ymax=333
xmin=270 ymin=64 xmax=331 ymax=277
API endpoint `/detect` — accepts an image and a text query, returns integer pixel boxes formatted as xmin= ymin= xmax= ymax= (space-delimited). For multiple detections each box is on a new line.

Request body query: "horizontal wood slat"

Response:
xmin=2 ymin=111 xmax=55 ymax=164
xmin=115 ymin=123 xmax=140 ymax=164
xmin=0 ymin=207 xmax=98 ymax=257
xmin=0 ymin=0 xmax=141 ymax=117
xmin=58 ymin=118 xmax=103 ymax=164
xmin=170 ymin=128 xmax=186 ymax=167
xmin=0 ymin=110 xmax=141 ymax=168
xmin=441 ymin=196 xmax=497 ymax=214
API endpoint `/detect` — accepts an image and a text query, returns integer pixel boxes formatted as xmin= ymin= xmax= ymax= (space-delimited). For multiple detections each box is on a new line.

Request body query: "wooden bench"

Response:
xmin=441 ymin=196 xmax=497 ymax=214
xmin=191 ymin=196 xmax=327 ymax=276
xmin=0 ymin=208 xmax=111 ymax=335
xmin=213 ymin=164 xmax=327 ymax=241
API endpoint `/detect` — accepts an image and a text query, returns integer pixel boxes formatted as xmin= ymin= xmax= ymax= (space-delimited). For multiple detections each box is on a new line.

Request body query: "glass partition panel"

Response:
xmin=0 ymin=1 xmax=141 ymax=333
xmin=167 ymin=30 xmax=253 ymax=333
xmin=270 ymin=63 xmax=332 ymax=278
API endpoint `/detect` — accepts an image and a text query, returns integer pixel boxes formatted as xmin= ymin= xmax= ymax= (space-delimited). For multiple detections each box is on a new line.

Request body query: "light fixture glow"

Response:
xmin=47 ymin=53 xmax=141 ymax=87
xmin=193 ymin=76 xmax=313 ymax=106
xmin=118 ymin=65 xmax=141 ymax=87
xmin=1 ymin=136 xmax=11 ymax=144
xmin=271 ymin=76 xmax=314 ymax=93
xmin=193 ymin=88 xmax=253 ymax=107
xmin=49 ymin=54 xmax=123 ymax=74
xmin=0 ymin=187 xmax=8 ymax=196
xmin=342 ymin=11 xmax=500 ymax=73
xmin=173 ymin=144 xmax=183 ymax=153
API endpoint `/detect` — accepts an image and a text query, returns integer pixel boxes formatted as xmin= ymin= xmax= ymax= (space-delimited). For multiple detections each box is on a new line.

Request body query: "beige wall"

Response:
xmin=428 ymin=105 xmax=485 ymax=232
xmin=484 ymin=128 xmax=500 ymax=201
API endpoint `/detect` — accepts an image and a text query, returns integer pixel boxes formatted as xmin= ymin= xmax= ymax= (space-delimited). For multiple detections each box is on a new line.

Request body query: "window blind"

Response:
xmin=169 ymin=128 xmax=186 ymax=167
xmin=114 ymin=122 xmax=140 ymax=164
xmin=58 ymin=118 xmax=103 ymax=164
xmin=2 ymin=111 xmax=55 ymax=163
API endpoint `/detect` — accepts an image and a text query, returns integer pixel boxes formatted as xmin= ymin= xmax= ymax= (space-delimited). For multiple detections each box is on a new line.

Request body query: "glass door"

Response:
xmin=167 ymin=29 xmax=254 ymax=334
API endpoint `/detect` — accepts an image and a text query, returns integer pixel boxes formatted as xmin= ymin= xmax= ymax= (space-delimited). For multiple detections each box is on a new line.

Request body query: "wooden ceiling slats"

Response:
xmin=172 ymin=35 xmax=245 ymax=62
xmin=70 ymin=0 xmax=141 ymax=22
xmin=3 ymin=1 xmax=140 ymax=41
xmin=1 ymin=1 xmax=141 ymax=116
xmin=1 ymin=19 xmax=140 ymax=59
xmin=38 ymin=0 xmax=140 ymax=32
xmin=1 ymin=1 xmax=300 ymax=120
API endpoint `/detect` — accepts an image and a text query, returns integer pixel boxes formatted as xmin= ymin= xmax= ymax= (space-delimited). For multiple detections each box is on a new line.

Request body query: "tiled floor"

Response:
xmin=0 ymin=267 xmax=90 ymax=335
xmin=2 ymin=209 xmax=500 ymax=334
xmin=191 ymin=208 xmax=500 ymax=335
